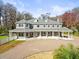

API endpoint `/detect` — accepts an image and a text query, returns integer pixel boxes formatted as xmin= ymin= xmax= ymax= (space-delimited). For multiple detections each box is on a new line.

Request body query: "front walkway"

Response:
xmin=1 ymin=39 xmax=79 ymax=59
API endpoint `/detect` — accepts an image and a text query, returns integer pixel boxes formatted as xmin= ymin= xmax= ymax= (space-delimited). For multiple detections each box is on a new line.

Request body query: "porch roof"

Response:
xmin=9 ymin=27 xmax=73 ymax=32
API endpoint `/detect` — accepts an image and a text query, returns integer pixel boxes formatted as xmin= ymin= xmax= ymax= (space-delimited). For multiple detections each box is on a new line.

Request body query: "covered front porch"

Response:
xmin=9 ymin=31 xmax=73 ymax=40
xmin=9 ymin=27 xmax=73 ymax=40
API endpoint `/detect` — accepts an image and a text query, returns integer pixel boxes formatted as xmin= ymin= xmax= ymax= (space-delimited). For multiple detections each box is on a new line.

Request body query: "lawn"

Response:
xmin=0 ymin=40 xmax=25 ymax=54
xmin=0 ymin=36 xmax=8 ymax=40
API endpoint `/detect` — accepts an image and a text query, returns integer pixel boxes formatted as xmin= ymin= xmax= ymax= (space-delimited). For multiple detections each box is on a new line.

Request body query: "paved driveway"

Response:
xmin=1 ymin=39 xmax=79 ymax=59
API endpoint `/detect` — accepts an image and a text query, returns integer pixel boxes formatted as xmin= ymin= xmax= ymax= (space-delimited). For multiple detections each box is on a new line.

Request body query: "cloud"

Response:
xmin=3 ymin=0 xmax=29 ymax=12
xmin=32 ymin=8 xmax=48 ymax=17
xmin=3 ymin=0 xmax=17 ymax=6
xmin=2 ymin=0 xmax=76 ymax=17
xmin=50 ymin=5 xmax=74 ymax=16
xmin=51 ymin=5 xmax=66 ymax=16
xmin=35 ymin=0 xmax=43 ymax=4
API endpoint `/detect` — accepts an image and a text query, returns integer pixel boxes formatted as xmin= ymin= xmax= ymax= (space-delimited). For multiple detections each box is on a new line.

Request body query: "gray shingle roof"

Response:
xmin=16 ymin=18 xmax=62 ymax=24
xmin=16 ymin=19 xmax=29 ymax=24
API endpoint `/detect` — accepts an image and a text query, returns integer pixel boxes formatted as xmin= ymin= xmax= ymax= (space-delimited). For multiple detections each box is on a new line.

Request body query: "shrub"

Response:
xmin=53 ymin=44 xmax=79 ymax=59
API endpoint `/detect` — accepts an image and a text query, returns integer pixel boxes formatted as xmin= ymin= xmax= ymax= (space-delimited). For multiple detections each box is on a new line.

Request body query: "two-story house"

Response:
xmin=9 ymin=17 xmax=73 ymax=40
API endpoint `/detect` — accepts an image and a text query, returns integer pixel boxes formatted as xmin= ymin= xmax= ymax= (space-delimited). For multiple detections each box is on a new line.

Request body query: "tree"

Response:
xmin=23 ymin=12 xmax=33 ymax=20
xmin=0 ymin=0 xmax=4 ymax=25
xmin=16 ymin=12 xmax=33 ymax=21
xmin=61 ymin=12 xmax=76 ymax=28
xmin=40 ymin=13 xmax=50 ymax=19
xmin=3 ymin=3 xmax=16 ymax=29
xmin=53 ymin=44 xmax=79 ymax=59
xmin=16 ymin=12 xmax=24 ymax=21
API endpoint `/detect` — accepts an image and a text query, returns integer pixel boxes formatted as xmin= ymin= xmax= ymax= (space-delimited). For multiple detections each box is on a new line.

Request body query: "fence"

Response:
xmin=0 ymin=36 xmax=17 ymax=45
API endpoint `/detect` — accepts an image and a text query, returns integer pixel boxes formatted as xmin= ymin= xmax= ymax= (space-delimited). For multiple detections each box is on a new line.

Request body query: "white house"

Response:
xmin=9 ymin=17 xmax=73 ymax=40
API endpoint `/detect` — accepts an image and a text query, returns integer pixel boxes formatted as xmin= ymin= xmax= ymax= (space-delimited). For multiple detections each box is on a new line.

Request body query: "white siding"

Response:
xmin=33 ymin=24 xmax=62 ymax=29
xmin=16 ymin=24 xmax=29 ymax=29
xmin=59 ymin=24 xmax=62 ymax=28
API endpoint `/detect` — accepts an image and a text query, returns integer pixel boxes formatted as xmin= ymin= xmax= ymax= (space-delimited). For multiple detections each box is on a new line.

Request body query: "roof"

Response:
xmin=16 ymin=18 xmax=62 ymax=24
xmin=16 ymin=19 xmax=29 ymax=24
xmin=9 ymin=27 xmax=72 ymax=32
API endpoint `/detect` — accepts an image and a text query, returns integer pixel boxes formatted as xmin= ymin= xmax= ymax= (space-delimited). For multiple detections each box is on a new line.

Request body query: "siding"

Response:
xmin=33 ymin=24 xmax=62 ymax=29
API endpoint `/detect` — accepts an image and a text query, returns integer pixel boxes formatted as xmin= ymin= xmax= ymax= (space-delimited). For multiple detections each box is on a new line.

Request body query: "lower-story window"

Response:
xmin=41 ymin=32 xmax=46 ymax=36
xmin=54 ymin=32 xmax=58 ymax=36
xmin=48 ymin=32 xmax=52 ymax=36
xmin=19 ymin=33 xmax=24 ymax=36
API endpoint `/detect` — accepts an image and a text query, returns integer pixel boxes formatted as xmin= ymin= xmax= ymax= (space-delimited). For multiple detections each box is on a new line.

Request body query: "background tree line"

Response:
xmin=60 ymin=8 xmax=79 ymax=35
xmin=0 ymin=0 xmax=79 ymax=36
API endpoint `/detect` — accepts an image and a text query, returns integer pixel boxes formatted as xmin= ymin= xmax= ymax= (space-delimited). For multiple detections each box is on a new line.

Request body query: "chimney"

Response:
xmin=57 ymin=18 xmax=60 ymax=22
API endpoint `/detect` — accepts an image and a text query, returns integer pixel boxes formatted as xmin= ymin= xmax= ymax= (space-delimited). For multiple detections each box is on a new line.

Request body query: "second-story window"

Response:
xmin=48 ymin=25 xmax=50 ymax=27
xmin=52 ymin=25 xmax=54 ymax=27
xmin=44 ymin=25 xmax=45 ymax=27
xmin=19 ymin=24 xmax=23 ymax=27
xmin=26 ymin=24 xmax=28 ymax=27
xmin=57 ymin=25 xmax=59 ymax=27
xmin=37 ymin=25 xmax=39 ymax=27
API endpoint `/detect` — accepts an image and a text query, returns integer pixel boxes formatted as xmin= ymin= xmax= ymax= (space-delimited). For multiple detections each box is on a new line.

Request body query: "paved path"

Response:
xmin=1 ymin=39 xmax=79 ymax=59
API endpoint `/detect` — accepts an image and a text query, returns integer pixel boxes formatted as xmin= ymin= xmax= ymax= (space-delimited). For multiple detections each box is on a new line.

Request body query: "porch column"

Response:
xmin=46 ymin=32 xmax=48 ymax=37
xmin=70 ymin=32 xmax=73 ymax=38
xmin=62 ymin=32 xmax=64 ymax=37
xmin=39 ymin=31 xmax=41 ymax=37
xmin=33 ymin=32 xmax=36 ymax=37
xmin=28 ymin=32 xmax=30 ymax=37
xmin=52 ymin=32 xmax=54 ymax=36
xmin=9 ymin=32 xmax=12 ymax=40
xmin=24 ymin=32 xmax=26 ymax=39
xmin=68 ymin=32 xmax=70 ymax=38
xmin=58 ymin=32 xmax=60 ymax=37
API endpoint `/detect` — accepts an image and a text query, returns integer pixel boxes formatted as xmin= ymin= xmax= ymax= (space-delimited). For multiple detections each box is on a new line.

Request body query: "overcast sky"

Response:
xmin=2 ymin=0 xmax=79 ymax=17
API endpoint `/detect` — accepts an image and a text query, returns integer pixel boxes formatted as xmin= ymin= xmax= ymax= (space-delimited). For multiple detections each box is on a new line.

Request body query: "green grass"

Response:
xmin=0 ymin=36 xmax=8 ymax=40
xmin=0 ymin=40 xmax=25 ymax=54
xmin=73 ymin=32 xmax=79 ymax=36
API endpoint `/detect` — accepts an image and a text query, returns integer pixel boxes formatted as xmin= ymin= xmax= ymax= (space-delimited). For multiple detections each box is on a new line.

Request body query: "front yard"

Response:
xmin=0 ymin=40 xmax=25 ymax=54
xmin=0 ymin=36 xmax=8 ymax=40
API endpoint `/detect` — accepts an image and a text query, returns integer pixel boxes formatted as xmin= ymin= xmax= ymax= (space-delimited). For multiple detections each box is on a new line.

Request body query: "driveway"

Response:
xmin=1 ymin=39 xmax=79 ymax=59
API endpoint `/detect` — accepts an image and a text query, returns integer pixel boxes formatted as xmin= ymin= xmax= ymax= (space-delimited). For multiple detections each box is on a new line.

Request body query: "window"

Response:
xmin=19 ymin=24 xmax=23 ymax=27
xmin=41 ymin=32 xmax=46 ymax=36
xmin=57 ymin=25 xmax=59 ymax=27
xmin=37 ymin=25 xmax=39 ymax=27
xmin=19 ymin=33 xmax=24 ymax=36
xmin=44 ymin=25 xmax=45 ymax=27
xmin=48 ymin=25 xmax=50 ymax=27
xmin=26 ymin=24 xmax=28 ymax=27
xmin=52 ymin=25 xmax=54 ymax=27
xmin=48 ymin=32 xmax=52 ymax=36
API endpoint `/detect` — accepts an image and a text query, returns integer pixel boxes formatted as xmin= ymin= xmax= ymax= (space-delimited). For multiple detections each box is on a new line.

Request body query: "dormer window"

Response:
xmin=34 ymin=19 xmax=38 ymax=22
xmin=19 ymin=24 xmax=23 ymax=27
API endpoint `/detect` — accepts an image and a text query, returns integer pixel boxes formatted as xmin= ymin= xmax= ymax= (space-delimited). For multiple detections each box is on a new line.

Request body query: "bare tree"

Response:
xmin=3 ymin=3 xmax=16 ymax=29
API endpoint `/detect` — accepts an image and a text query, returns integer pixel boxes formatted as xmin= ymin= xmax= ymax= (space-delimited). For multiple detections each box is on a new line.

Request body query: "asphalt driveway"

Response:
xmin=1 ymin=39 xmax=79 ymax=59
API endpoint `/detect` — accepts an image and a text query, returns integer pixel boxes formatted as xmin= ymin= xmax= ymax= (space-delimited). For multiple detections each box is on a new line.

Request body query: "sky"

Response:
xmin=2 ymin=0 xmax=79 ymax=17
